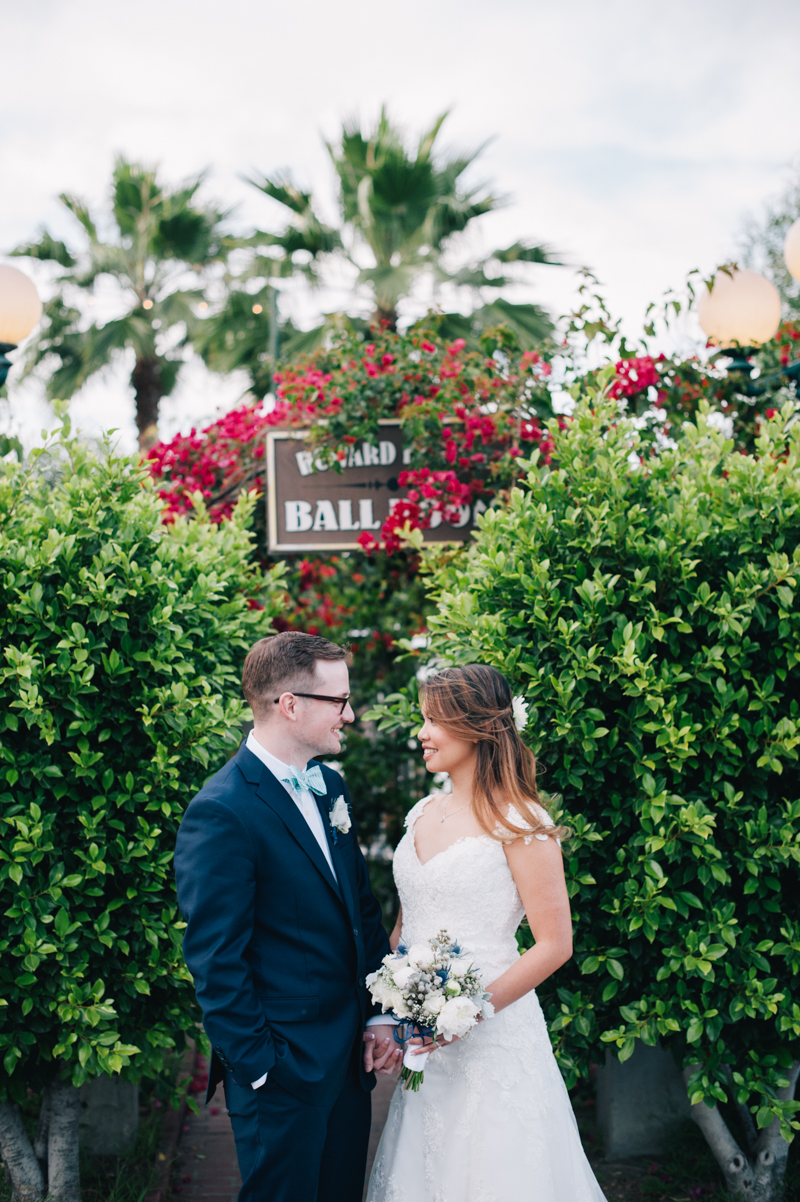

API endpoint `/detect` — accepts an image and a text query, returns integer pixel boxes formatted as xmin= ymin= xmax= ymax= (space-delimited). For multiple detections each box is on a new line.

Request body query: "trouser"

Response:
xmin=222 ymin=1056 xmax=372 ymax=1202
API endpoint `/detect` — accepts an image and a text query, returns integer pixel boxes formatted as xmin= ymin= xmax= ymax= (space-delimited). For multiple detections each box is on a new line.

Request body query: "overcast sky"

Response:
xmin=2 ymin=0 xmax=799 ymax=451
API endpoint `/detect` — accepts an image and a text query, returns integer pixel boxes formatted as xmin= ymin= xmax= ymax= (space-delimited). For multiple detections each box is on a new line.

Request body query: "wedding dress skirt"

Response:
xmin=366 ymin=797 xmax=606 ymax=1202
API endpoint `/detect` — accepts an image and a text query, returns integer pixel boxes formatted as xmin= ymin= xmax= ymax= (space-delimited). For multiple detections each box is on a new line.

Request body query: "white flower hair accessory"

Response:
xmin=511 ymin=696 xmax=529 ymax=733
xmin=329 ymin=795 xmax=351 ymax=842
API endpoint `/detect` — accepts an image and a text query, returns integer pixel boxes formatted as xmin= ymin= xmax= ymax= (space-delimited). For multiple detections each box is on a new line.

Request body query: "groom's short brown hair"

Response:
xmin=242 ymin=631 xmax=348 ymax=719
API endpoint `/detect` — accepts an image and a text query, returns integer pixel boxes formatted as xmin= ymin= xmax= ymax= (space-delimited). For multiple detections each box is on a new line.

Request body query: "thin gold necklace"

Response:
xmin=441 ymin=795 xmax=470 ymax=823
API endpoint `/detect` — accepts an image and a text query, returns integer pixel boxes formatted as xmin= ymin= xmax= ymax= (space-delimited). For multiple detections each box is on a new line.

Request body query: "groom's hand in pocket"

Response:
xmin=363 ymin=1025 xmax=403 ymax=1075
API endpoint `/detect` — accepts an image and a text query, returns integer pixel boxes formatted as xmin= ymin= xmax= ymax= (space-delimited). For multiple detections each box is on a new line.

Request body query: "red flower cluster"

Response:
xmin=274 ymin=345 xmax=398 ymax=422
xmin=147 ymin=326 xmax=561 ymax=553
xmin=520 ymin=349 xmax=553 ymax=378
xmin=147 ymin=398 xmax=299 ymax=522
xmin=775 ymin=320 xmax=800 ymax=367
xmin=275 ymin=556 xmax=352 ymax=635
xmin=609 ymin=355 xmax=662 ymax=400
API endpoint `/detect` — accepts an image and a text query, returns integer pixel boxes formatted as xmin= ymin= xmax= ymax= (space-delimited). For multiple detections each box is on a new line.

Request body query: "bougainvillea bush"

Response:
xmin=401 ymin=396 xmax=800 ymax=1201
xmin=0 ymin=418 xmax=284 ymax=1202
xmin=148 ymin=323 xmax=560 ymax=554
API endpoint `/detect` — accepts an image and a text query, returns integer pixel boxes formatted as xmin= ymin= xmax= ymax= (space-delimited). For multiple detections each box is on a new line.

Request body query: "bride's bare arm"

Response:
xmin=390 ymin=905 xmax=403 ymax=951
xmin=486 ymin=835 xmax=573 ymax=1012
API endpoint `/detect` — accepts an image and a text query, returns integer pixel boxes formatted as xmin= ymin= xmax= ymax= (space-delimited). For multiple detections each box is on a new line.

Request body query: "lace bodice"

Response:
xmin=393 ymin=796 xmax=547 ymax=982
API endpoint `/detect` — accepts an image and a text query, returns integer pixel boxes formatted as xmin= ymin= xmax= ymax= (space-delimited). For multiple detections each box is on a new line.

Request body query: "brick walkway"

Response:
xmin=170 ymin=1062 xmax=395 ymax=1202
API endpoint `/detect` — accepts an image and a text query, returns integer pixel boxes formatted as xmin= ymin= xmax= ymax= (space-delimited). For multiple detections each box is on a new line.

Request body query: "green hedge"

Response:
xmin=424 ymin=398 xmax=800 ymax=1140
xmin=0 ymin=420 xmax=285 ymax=1100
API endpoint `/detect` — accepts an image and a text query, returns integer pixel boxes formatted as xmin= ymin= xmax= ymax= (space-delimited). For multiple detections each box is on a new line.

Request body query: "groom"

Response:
xmin=175 ymin=632 xmax=399 ymax=1202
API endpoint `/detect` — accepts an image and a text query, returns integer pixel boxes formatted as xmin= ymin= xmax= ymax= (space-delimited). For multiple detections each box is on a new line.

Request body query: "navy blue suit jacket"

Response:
xmin=174 ymin=743 xmax=390 ymax=1106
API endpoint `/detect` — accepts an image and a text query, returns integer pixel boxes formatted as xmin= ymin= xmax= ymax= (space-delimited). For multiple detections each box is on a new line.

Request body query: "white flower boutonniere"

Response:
xmin=329 ymin=795 xmax=351 ymax=842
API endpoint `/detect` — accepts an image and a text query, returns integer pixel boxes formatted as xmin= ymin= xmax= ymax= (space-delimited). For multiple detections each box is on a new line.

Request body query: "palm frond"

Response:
xmin=246 ymin=171 xmax=315 ymax=215
xmin=157 ymin=289 xmax=204 ymax=333
xmin=492 ymin=240 xmax=564 ymax=267
xmin=194 ymin=286 xmax=275 ymax=381
xmin=358 ymin=261 xmax=419 ymax=311
xmin=472 ymin=299 xmax=554 ymax=346
xmin=59 ymin=194 xmax=98 ymax=241
xmin=10 ymin=229 xmax=75 ymax=267
xmin=417 ymin=110 xmax=450 ymax=162
xmin=445 ymin=264 xmax=513 ymax=290
xmin=90 ymin=315 xmax=150 ymax=362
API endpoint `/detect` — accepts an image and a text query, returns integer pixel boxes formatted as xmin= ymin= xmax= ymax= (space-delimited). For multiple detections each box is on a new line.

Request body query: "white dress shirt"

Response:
xmin=245 ymin=730 xmax=337 ymax=879
xmin=245 ymin=730 xmax=339 ymax=1087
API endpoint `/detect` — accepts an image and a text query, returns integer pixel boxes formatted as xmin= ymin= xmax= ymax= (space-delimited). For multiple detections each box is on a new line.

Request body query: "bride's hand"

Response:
xmin=407 ymin=1032 xmax=461 ymax=1055
xmin=407 ymin=1011 xmax=486 ymax=1055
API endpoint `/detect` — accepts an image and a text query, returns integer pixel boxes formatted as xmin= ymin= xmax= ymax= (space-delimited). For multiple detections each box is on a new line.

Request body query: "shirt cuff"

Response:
xmin=366 ymin=1015 xmax=400 ymax=1027
xmin=251 ymin=1071 xmax=268 ymax=1089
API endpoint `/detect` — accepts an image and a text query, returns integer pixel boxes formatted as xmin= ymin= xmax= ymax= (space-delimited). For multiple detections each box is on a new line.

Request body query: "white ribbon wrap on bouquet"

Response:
xmin=403 ymin=1046 xmax=430 ymax=1072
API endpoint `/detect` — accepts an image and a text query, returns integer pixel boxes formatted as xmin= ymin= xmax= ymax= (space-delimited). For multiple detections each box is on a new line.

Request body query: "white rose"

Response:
xmin=437 ymin=996 xmax=480 ymax=1041
xmin=422 ymin=994 xmax=446 ymax=1016
xmin=392 ymin=965 xmax=416 ymax=990
xmin=444 ymin=980 xmax=462 ymax=997
xmin=367 ymin=977 xmax=394 ymax=1010
xmin=392 ymin=995 xmax=411 ymax=1019
xmin=448 ymin=958 xmax=473 ymax=978
xmin=329 ymin=795 xmax=351 ymax=833
xmin=408 ymin=943 xmax=435 ymax=968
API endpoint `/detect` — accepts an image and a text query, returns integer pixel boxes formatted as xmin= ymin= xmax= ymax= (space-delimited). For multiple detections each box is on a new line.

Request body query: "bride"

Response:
xmin=364 ymin=664 xmax=607 ymax=1202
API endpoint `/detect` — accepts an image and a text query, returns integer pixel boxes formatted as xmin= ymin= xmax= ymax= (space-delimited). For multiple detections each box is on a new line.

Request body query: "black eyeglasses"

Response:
xmin=274 ymin=692 xmax=351 ymax=715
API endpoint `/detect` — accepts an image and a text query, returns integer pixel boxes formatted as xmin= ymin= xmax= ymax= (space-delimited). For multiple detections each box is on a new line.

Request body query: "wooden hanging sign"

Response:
xmin=265 ymin=421 xmax=480 ymax=552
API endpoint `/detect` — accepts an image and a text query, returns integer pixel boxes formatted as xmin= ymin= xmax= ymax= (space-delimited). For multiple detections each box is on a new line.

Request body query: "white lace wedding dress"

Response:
xmin=366 ymin=796 xmax=607 ymax=1202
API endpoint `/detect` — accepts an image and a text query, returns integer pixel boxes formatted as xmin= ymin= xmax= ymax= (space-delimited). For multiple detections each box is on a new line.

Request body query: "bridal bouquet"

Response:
xmin=366 ymin=929 xmax=494 ymax=1091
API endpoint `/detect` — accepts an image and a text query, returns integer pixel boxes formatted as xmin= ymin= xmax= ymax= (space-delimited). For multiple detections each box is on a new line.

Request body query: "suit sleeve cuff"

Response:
xmin=366 ymin=1015 xmax=399 ymax=1027
xmin=251 ymin=1071 xmax=268 ymax=1089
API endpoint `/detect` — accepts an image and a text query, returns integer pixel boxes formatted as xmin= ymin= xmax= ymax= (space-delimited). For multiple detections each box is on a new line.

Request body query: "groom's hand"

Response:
xmin=363 ymin=1025 xmax=402 ymax=1075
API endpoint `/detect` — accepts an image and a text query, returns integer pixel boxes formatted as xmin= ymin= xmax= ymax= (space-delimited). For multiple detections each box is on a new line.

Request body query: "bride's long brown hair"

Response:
xmin=421 ymin=664 xmax=567 ymax=843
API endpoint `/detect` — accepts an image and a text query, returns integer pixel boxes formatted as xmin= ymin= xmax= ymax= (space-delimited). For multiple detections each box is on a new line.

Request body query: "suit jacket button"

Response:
xmin=353 ymin=928 xmax=359 ymax=938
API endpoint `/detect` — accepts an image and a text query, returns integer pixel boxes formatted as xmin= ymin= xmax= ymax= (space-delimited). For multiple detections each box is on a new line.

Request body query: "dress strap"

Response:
xmin=403 ymin=795 xmax=435 ymax=830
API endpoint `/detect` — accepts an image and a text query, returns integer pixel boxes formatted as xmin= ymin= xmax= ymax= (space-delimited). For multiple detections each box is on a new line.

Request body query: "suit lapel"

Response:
xmin=237 ymin=745 xmax=344 ymax=905
xmin=316 ymin=787 xmax=357 ymax=929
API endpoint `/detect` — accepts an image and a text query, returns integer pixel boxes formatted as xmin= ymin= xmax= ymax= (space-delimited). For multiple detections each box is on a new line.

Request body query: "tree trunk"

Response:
xmin=374 ymin=306 xmax=398 ymax=332
xmin=684 ymin=1063 xmax=800 ymax=1202
xmin=131 ymin=355 xmax=163 ymax=453
xmin=46 ymin=1080 xmax=82 ymax=1202
xmin=0 ymin=1100 xmax=44 ymax=1202
xmin=33 ymin=1085 xmax=51 ymax=1186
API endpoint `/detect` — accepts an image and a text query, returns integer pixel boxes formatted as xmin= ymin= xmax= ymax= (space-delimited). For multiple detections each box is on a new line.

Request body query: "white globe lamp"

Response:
xmin=0 ymin=264 xmax=43 ymax=386
xmin=784 ymin=217 xmax=800 ymax=283
xmin=697 ymin=268 xmax=782 ymax=350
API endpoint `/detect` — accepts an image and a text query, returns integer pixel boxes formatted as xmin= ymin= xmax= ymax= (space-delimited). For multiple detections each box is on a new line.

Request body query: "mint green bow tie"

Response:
xmin=284 ymin=764 xmax=326 ymax=796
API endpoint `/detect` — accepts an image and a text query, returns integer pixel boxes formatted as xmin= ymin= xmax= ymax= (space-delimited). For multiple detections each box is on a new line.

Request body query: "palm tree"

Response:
xmin=193 ymin=176 xmax=344 ymax=397
xmin=242 ymin=108 xmax=560 ymax=347
xmin=12 ymin=158 xmax=232 ymax=449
